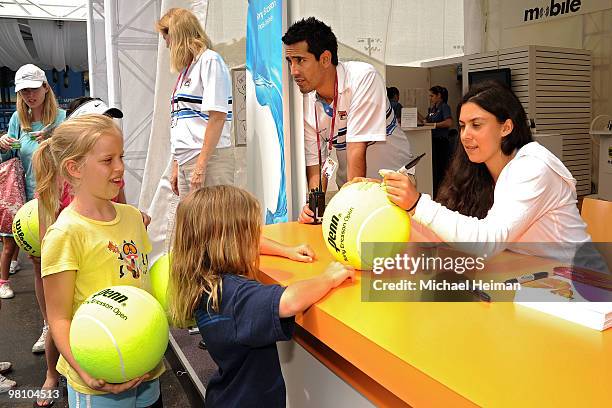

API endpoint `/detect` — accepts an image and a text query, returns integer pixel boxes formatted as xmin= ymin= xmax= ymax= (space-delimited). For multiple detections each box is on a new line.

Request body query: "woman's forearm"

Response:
xmin=436 ymin=118 xmax=453 ymax=128
xmin=195 ymin=112 xmax=226 ymax=171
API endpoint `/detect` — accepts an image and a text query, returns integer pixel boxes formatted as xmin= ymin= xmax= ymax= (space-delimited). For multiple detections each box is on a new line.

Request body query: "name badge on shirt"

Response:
xmin=321 ymin=157 xmax=338 ymax=180
xmin=171 ymin=115 xmax=178 ymax=128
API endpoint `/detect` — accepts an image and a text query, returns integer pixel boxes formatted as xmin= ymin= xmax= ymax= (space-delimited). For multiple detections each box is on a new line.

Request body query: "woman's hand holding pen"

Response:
xmin=384 ymin=172 xmax=420 ymax=212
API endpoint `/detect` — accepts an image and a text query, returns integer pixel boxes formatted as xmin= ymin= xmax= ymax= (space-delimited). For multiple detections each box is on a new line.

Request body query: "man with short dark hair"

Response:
xmin=282 ymin=17 xmax=413 ymax=223
xmin=387 ymin=86 xmax=403 ymax=125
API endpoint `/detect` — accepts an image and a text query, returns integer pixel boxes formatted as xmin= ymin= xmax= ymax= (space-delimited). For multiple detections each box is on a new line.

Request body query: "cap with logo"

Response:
xmin=14 ymin=64 xmax=48 ymax=92
xmin=68 ymin=99 xmax=124 ymax=119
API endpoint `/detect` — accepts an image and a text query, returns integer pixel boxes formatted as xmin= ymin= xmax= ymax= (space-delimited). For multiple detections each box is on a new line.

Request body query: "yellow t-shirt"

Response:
xmin=41 ymin=203 xmax=165 ymax=394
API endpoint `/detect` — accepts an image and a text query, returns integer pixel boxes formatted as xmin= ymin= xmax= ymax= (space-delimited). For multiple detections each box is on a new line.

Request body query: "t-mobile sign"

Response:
xmin=503 ymin=0 xmax=611 ymax=28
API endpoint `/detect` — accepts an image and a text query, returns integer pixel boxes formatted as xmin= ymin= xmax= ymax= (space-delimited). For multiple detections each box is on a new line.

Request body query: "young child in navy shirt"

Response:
xmin=169 ymin=185 xmax=354 ymax=407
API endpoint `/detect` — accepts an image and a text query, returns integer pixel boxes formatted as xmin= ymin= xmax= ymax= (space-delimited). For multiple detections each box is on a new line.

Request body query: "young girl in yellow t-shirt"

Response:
xmin=33 ymin=114 xmax=163 ymax=407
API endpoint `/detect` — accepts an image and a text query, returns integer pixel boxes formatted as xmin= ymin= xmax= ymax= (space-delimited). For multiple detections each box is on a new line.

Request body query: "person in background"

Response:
xmin=0 ymin=66 xmax=66 ymax=376
xmin=156 ymin=8 xmax=235 ymax=197
xmin=387 ymin=86 xmax=402 ymax=125
xmin=282 ymin=17 xmax=413 ymax=223
xmin=424 ymin=85 xmax=453 ymax=196
xmin=168 ymin=185 xmax=354 ymax=407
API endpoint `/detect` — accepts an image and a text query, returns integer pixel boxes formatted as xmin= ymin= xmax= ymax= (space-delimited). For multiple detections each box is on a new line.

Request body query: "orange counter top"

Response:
xmin=259 ymin=222 xmax=612 ymax=408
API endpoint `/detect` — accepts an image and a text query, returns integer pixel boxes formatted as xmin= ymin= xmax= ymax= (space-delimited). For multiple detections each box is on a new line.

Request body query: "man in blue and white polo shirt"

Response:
xmin=282 ymin=17 xmax=414 ymax=223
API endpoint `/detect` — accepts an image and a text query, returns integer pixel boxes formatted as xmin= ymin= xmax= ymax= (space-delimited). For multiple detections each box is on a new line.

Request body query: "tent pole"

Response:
xmin=104 ymin=0 xmax=122 ymax=116
xmin=86 ymin=0 xmax=96 ymax=96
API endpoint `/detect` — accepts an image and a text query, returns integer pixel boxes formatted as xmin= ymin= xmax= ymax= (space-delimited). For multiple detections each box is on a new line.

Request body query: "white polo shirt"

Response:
xmin=170 ymin=49 xmax=233 ymax=165
xmin=303 ymin=61 xmax=413 ymax=186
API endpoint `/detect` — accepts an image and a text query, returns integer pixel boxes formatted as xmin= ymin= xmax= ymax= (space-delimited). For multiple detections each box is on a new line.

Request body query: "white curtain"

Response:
xmin=22 ymin=19 xmax=88 ymax=72
xmin=64 ymin=21 xmax=89 ymax=72
xmin=29 ymin=19 xmax=67 ymax=70
xmin=0 ymin=18 xmax=34 ymax=70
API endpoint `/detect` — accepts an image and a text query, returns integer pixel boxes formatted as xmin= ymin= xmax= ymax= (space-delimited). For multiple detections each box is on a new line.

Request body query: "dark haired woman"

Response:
xmin=384 ymin=82 xmax=595 ymax=261
xmin=425 ymin=85 xmax=453 ymax=195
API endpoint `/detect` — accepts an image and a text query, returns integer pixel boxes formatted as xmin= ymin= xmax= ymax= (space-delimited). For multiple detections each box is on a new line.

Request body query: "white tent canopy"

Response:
xmin=0 ymin=17 xmax=88 ymax=71
xmin=0 ymin=0 xmax=86 ymax=21
xmin=0 ymin=1 xmax=88 ymax=70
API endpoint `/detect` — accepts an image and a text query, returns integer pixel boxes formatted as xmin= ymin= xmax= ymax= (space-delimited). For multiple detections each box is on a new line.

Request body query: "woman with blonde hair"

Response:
xmin=0 ymin=63 xmax=65 ymax=407
xmin=156 ymin=8 xmax=234 ymax=196
xmin=34 ymin=114 xmax=164 ymax=407
xmin=170 ymin=185 xmax=354 ymax=407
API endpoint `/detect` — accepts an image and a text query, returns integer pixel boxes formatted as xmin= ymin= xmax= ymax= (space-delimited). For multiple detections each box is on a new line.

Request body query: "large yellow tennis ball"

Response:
xmin=12 ymin=199 xmax=40 ymax=257
xmin=322 ymin=181 xmax=410 ymax=270
xmin=149 ymin=253 xmax=171 ymax=314
xmin=70 ymin=286 xmax=169 ymax=383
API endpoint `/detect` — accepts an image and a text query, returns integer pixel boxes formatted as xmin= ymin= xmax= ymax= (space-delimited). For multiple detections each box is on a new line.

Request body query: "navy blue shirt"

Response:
xmin=426 ymin=102 xmax=452 ymax=138
xmin=390 ymin=100 xmax=403 ymax=123
xmin=195 ymin=274 xmax=295 ymax=408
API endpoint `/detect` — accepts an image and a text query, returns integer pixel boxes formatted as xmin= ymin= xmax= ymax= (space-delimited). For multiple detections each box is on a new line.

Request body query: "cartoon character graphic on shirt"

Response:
xmin=107 ymin=240 xmax=148 ymax=279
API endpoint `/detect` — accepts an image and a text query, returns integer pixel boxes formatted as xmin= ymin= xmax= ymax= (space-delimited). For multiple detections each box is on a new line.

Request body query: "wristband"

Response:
xmin=407 ymin=193 xmax=421 ymax=213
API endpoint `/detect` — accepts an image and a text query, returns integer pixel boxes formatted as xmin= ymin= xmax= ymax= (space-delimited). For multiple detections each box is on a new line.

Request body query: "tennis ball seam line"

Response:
xmin=355 ymin=204 xmax=396 ymax=257
xmin=78 ymin=314 xmax=127 ymax=382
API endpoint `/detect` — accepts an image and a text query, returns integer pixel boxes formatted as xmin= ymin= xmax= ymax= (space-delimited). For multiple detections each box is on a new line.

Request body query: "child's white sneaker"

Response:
xmin=0 ymin=282 xmax=14 ymax=299
xmin=9 ymin=260 xmax=20 ymax=275
xmin=32 ymin=323 xmax=49 ymax=353
xmin=0 ymin=374 xmax=16 ymax=393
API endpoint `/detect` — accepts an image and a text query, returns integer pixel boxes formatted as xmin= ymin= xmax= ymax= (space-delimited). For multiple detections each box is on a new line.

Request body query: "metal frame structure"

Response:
xmin=0 ymin=0 xmax=87 ymax=20
xmin=87 ymin=0 xmax=161 ymax=203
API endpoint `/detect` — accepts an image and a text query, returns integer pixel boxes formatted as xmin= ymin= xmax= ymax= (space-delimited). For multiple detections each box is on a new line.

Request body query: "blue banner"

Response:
xmin=246 ymin=0 xmax=287 ymax=224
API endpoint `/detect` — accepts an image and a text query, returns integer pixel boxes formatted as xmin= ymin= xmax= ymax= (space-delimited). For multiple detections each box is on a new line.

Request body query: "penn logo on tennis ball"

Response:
xmin=13 ymin=219 xmax=33 ymax=252
xmin=92 ymin=288 xmax=129 ymax=304
xmin=326 ymin=208 xmax=354 ymax=262
xmin=84 ymin=289 xmax=131 ymax=320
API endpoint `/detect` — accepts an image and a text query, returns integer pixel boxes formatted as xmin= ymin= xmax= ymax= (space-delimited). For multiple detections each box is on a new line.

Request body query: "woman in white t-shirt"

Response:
xmin=156 ymin=8 xmax=234 ymax=197
xmin=384 ymin=81 xmax=603 ymax=267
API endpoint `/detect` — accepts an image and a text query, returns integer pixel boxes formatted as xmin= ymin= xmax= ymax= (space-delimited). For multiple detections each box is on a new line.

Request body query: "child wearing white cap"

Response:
xmin=0 ymin=63 xmax=66 ymax=407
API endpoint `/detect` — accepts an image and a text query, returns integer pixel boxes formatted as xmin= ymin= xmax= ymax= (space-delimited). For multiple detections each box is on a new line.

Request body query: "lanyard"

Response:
xmin=171 ymin=61 xmax=192 ymax=114
xmin=314 ymin=74 xmax=338 ymax=162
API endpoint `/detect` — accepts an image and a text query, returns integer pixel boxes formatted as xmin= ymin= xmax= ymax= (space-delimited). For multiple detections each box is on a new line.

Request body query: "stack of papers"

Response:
xmin=400 ymin=107 xmax=418 ymax=128
xmin=515 ymin=271 xmax=612 ymax=331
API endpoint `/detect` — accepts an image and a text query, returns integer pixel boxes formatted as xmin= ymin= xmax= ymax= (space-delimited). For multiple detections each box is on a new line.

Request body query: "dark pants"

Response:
xmin=432 ymin=134 xmax=451 ymax=198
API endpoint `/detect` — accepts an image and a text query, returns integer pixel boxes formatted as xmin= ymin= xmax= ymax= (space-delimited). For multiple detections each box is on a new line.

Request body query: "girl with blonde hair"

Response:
xmin=156 ymin=8 xmax=234 ymax=196
xmin=170 ymin=185 xmax=354 ymax=407
xmin=0 ymin=64 xmax=65 ymax=406
xmin=33 ymin=114 xmax=164 ymax=407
